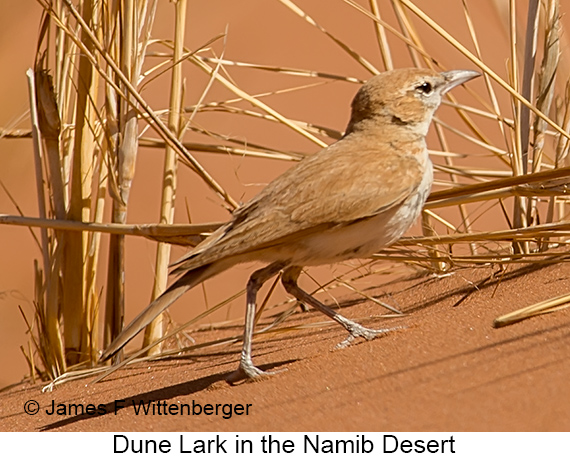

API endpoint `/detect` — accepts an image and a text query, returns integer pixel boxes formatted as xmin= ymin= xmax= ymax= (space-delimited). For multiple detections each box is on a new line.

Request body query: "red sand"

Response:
xmin=1 ymin=261 xmax=569 ymax=431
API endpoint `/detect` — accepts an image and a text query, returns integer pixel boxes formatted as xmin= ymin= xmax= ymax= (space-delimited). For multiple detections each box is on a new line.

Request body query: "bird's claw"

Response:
xmin=227 ymin=361 xmax=286 ymax=384
xmin=335 ymin=323 xmax=401 ymax=349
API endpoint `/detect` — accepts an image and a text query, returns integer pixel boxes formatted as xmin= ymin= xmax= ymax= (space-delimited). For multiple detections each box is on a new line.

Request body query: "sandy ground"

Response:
xmin=1 ymin=260 xmax=569 ymax=432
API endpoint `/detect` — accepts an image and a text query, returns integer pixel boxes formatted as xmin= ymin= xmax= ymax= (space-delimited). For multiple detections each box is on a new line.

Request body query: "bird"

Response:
xmin=100 ymin=67 xmax=480 ymax=381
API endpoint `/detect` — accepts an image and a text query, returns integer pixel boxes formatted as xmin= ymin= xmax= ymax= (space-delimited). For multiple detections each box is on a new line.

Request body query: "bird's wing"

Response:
xmin=172 ymin=143 xmax=424 ymax=272
xmin=286 ymin=149 xmax=424 ymax=225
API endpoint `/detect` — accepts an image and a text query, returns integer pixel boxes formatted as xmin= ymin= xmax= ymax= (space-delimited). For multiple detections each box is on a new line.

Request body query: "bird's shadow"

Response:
xmin=39 ymin=359 xmax=293 ymax=431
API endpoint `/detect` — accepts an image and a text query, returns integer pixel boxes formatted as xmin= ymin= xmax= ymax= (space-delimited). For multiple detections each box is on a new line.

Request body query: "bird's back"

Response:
xmin=171 ymin=131 xmax=429 ymax=273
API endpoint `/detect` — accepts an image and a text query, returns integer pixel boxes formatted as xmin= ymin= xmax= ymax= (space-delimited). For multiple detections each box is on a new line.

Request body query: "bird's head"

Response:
xmin=345 ymin=68 xmax=480 ymax=137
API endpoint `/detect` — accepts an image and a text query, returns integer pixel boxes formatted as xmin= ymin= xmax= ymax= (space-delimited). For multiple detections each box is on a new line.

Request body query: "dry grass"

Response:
xmin=2 ymin=0 xmax=570 ymax=387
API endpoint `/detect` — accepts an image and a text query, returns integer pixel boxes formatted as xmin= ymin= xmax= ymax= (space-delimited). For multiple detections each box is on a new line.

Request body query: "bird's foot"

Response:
xmin=336 ymin=322 xmax=400 ymax=349
xmin=226 ymin=360 xmax=285 ymax=385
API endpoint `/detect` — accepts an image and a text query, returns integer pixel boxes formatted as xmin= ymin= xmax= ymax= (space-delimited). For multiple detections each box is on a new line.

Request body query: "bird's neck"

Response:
xmin=344 ymin=117 xmax=429 ymax=147
xmin=341 ymin=116 xmax=431 ymax=166
xmin=344 ymin=112 xmax=432 ymax=140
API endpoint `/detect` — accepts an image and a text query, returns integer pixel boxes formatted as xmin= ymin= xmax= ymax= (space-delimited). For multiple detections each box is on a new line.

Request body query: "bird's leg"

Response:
xmin=281 ymin=266 xmax=395 ymax=348
xmin=227 ymin=261 xmax=287 ymax=383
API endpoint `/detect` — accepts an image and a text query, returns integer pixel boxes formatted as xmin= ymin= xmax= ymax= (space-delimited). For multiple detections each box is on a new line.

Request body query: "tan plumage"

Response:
xmin=101 ymin=68 xmax=480 ymax=381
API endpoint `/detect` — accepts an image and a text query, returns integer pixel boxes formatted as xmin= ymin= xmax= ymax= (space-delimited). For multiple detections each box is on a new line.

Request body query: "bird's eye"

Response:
xmin=415 ymin=82 xmax=433 ymax=95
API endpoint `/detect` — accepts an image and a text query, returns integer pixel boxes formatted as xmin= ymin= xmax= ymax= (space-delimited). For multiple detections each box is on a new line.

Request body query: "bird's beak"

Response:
xmin=440 ymin=69 xmax=481 ymax=94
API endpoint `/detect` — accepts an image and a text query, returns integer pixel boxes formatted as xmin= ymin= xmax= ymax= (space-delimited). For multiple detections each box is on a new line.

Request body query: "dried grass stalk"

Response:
xmin=143 ymin=0 xmax=187 ymax=356
xmin=493 ymin=291 xmax=570 ymax=328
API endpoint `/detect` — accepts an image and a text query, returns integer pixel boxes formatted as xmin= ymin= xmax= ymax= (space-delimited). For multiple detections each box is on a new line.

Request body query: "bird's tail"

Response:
xmin=100 ymin=261 xmax=225 ymax=362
